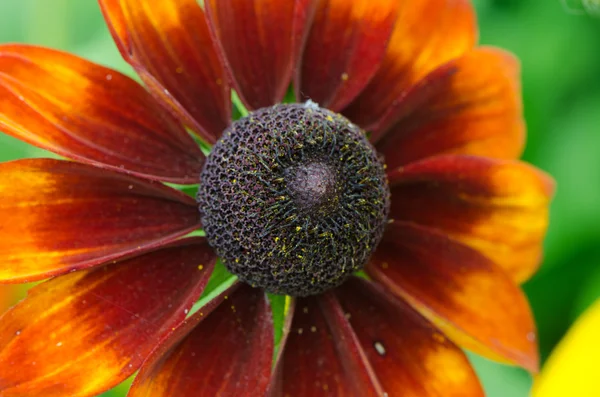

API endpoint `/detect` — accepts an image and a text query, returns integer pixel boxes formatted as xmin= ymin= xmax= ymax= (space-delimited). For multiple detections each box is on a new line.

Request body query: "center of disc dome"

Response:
xmin=197 ymin=103 xmax=390 ymax=296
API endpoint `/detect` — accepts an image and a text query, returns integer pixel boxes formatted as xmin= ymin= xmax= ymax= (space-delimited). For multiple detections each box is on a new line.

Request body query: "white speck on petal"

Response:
xmin=374 ymin=341 xmax=386 ymax=356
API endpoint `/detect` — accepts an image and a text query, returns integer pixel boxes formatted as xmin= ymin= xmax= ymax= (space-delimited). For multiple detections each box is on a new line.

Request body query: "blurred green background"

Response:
xmin=0 ymin=0 xmax=599 ymax=396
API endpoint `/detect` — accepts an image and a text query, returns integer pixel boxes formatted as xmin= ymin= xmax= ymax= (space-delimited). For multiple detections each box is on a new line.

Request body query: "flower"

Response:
xmin=532 ymin=299 xmax=600 ymax=396
xmin=0 ymin=0 xmax=554 ymax=396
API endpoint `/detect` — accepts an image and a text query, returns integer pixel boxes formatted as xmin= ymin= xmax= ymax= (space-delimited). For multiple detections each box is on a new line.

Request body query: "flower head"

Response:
xmin=0 ymin=0 xmax=554 ymax=396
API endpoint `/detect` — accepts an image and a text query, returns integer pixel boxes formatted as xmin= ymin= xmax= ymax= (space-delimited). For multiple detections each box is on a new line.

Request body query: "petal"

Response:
xmin=205 ymin=0 xmax=312 ymax=110
xmin=388 ymin=155 xmax=555 ymax=282
xmin=343 ymin=0 xmax=476 ymax=128
xmin=0 ymin=159 xmax=200 ymax=283
xmin=532 ymin=299 xmax=600 ymax=397
xmin=276 ymin=294 xmax=382 ymax=397
xmin=296 ymin=0 xmax=400 ymax=111
xmin=0 ymin=285 xmax=21 ymax=312
xmin=335 ymin=278 xmax=484 ymax=397
xmin=0 ymin=239 xmax=216 ymax=397
xmin=129 ymin=284 xmax=273 ymax=397
xmin=266 ymin=297 xmax=296 ymax=396
xmin=99 ymin=0 xmax=230 ymax=143
xmin=368 ymin=222 xmax=538 ymax=372
xmin=375 ymin=48 xmax=525 ymax=167
xmin=0 ymin=44 xmax=204 ymax=183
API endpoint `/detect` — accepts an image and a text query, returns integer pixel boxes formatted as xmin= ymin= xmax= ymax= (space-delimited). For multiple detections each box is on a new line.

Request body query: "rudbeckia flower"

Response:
xmin=0 ymin=0 xmax=554 ymax=396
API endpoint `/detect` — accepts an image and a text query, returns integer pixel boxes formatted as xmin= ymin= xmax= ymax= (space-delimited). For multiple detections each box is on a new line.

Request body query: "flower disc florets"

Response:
xmin=197 ymin=103 xmax=390 ymax=296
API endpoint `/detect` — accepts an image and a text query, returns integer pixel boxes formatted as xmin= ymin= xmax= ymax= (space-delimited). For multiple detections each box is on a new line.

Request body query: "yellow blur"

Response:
xmin=532 ymin=299 xmax=600 ymax=396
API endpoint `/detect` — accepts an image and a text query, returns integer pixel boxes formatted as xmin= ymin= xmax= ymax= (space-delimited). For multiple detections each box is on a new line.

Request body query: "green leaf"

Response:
xmin=187 ymin=259 xmax=237 ymax=319
xmin=468 ymin=353 xmax=532 ymax=397
xmin=232 ymin=90 xmax=249 ymax=119
xmin=268 ymin=293 xmax=293 ymax=361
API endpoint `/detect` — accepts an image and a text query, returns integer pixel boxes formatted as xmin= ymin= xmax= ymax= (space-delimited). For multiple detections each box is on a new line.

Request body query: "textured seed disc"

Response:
xmin=197 ymin=103 xmax=390 ymax=296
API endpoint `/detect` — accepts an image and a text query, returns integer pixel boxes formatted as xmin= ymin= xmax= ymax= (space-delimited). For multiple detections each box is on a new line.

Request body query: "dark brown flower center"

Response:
xmin=285 ymin=162 xmax=338 ymax=213
xmin=197 ymin=103 xmax=390 ymax=296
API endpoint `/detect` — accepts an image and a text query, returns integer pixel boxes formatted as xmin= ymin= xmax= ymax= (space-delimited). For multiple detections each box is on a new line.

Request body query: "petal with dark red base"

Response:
xmin=275 ymin=294 xmax=383 ymax=397
xmin=388 ymin=155 xmax=555 ymax=282
xmin=0 ymin=159 xmax=200 ymax=283
xmin=0 ymin=239 xmax=215 ymax=397
xmin=129 ymin=284 xmax=273 ymax=397
xmin=205 ymin=0 xmax=313 ymax=110
xmin=99 ymin=0 xmax=230 ymax=143
xmin=0 ymin=44 xmax=204 ymax=183
xmin=297 ymin=0 xmax=399 ymax=111
xmin=334 ymin=278 xmax=485 ymax=396
xmin=369 ymin=222 xmax=539 ymax=371
xmin=343 ymin=0 xmax=476 ymax=129
xmin=375 ymin=48 xmax=525 ymax=167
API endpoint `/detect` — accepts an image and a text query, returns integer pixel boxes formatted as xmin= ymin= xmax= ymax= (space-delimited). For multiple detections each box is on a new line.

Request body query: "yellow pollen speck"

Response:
xmin=198 ymin=264 xmax=204 ymax=270
xmin=175 ymin=67 xmax=183 ymax=74
xmin=298 ymin=328 xmax=303 ymax=334
xmin=303 ymin=306 xmax=309 ymax=314
xmin=231 ymin=305 xmax=236 ymax=312
xmin=224 ymin=296 xmax=228 ymax=300
xmin=235 ymin=258 xmax=240 ymax=263
xmin=274 ymin=237 xmax=280 ymax=243
xmin=323 ymin=384 xmax=329 ymax=391
xmin=381 ymin=262 xmax=389 ymax=269
xmin=296 ymin=226 xmax=301 ymax=232
xmin=341 ymin=72 xmax=349 ymax=81
xmin=310 ymin=326 xmax=317 ymax=333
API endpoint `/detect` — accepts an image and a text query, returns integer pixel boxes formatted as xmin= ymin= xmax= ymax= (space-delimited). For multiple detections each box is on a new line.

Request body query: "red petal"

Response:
xmin=276 ymin=295 xmax=383 ymax=396
xmin=0 ymin=239 xmax=215 ymax=397
xmin=376 ymin=48 xmax=525 ymax=167
xmin=129 ymin=284 xmax=273 ymax=397
xmin=369 ymin=222 xmax=539 ymax=371
xmin=0 ymin=159 xmax=200 ymax=283
xmin=343 ymin=0 xmax=476 ymax=128
xmin=99 ymin=0 xmax=230 ymax=143
xmin=297 ymin=0 xmax=400 ymax=111
xmin=266 ymin=298 xmax=296 ymax=396
xmin=335 ymin=278 xmax=485 ymax=396
xmin=388 ymin=155 xmax=555 ymax=282
xmin=0 ymin=44 xmax=204 ymax=183
xmin=205 ymin=0 xmax=312 ymax=110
